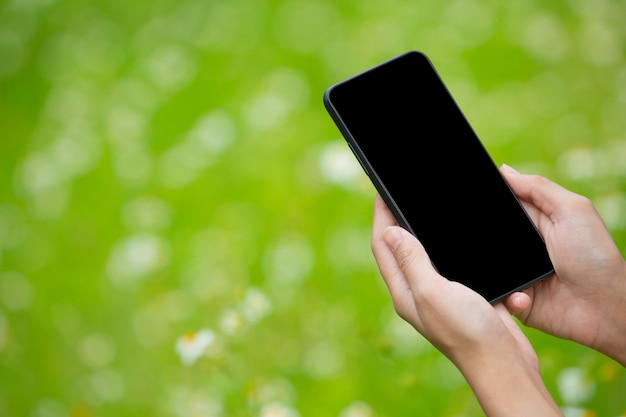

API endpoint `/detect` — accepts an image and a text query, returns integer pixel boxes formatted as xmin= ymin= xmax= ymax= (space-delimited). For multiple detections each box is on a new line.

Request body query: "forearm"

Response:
xmin=456 ymin=353 xmax=562 ymax=417
xmin=593 ymin=260 xmax=626 ymax=366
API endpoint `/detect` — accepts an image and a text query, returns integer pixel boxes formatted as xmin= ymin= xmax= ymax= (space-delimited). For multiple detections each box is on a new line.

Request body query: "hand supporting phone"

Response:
xmin=324 ymin=50 xmax=554 ymax=304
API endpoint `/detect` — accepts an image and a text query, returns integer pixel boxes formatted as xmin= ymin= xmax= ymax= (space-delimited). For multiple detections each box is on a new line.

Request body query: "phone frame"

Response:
xmin=323 ymin=50 xmax=554 ymax=304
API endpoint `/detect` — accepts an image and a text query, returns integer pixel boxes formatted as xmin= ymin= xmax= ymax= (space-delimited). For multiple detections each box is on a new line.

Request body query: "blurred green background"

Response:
xmin=0 ymin=0 xmax=625 ymax=415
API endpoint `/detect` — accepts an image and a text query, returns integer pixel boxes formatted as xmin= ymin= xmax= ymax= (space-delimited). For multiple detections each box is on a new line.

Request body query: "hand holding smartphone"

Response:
xmin=324 ymin=51 xmax=554 ymax=304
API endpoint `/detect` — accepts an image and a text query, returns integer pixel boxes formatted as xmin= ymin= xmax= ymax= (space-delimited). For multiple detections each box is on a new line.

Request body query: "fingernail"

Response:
xmin=501 ymin=164 xmax=520 ymax=174
xmin=383 ymin=226 xmax=403 ymax=251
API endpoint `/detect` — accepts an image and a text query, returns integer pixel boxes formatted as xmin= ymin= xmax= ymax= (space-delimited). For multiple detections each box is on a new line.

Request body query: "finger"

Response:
xmin=503 ymin=291 xmax=532 ymax=324
xmin=371 ymin=196 xmax=415 ymax=318
xmin=500 ymin=165 xmax=574 ymax=221
xmin=499 ymin=165 xmax=545 ymax=228
xmin=372 ymin=195 xmax=397 ymax=240
xmin=517 ymin=199 xmax=542 ymax=228
xmin=494 ymin=303 xmax=518 ymax=328
xmin=382 ymin=225 xmax=440 ymax=299
xmin=500 ymin=165 xmax=580 ymax=237
xmin=494 ymin=303 xmax=529 ymax=348
xmin=372 ymin=194 xmax=399 ymax=264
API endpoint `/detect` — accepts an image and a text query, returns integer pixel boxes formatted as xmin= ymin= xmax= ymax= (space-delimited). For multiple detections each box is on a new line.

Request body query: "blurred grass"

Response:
xmin=0 ymin=0 xmax=625 ymax=416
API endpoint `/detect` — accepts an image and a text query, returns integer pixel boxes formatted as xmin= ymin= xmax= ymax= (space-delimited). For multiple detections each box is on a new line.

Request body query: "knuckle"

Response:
xmin=531 ymin=174 xmax=550 ymax=185
xmin=529 ymin=174 xmax=559 ymax=192
xmin=561 ymin=193 xmax=594 ymax=214
xmin=395 ymin=243 xmax=418 ymax=272
xmin=570 ymin=194 xmax=593 ymax=209
xmin=529 ymin=174 xmax=552 ymax=193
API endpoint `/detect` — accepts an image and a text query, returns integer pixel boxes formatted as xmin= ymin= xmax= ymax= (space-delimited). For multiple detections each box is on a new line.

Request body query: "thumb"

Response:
xmin=382 ymin=226 xmax=440 ymax=292
xmin=503 ymin=291 xmax=533 ymax=325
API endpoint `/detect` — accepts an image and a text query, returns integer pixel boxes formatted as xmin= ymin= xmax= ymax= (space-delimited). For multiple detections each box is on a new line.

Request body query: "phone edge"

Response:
xmin=323 ymin=83 xmax=417 ymax=237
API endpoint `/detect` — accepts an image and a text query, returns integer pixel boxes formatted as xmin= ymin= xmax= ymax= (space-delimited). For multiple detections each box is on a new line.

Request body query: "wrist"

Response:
xmin=455 ymin=351 xmax=562 ymax=417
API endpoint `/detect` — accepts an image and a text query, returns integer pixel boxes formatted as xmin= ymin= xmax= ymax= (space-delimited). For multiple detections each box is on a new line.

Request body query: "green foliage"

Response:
xmin=0 ymin=0 xmax=625 ymax=416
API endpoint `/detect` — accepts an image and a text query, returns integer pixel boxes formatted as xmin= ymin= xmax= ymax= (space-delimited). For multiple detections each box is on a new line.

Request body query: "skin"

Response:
xmin=371 ymin=165 xmax=626 ymax=416
xmin=500 ymin=165 xmax=626 ymax=366
xmin=373 ymin=195 xmax=562 ymax=417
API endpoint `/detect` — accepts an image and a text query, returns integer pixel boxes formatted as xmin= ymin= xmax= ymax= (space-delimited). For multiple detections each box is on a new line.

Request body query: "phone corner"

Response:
xmin=322 ymin=87 xmax=337 ymax=115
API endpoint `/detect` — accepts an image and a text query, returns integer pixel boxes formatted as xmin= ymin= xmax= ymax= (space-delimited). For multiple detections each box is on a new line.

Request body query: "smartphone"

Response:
xmin=323 ymin=50 xmax=554 ymax=304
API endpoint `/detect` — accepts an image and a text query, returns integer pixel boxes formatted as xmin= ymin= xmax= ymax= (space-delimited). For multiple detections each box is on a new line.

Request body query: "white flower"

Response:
xmin=175 ymin=329 xmax=215 ymax=366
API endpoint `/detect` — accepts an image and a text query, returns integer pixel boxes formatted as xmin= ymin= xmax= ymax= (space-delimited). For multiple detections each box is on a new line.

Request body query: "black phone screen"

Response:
xmin=324 ymin=50 xmax=553 ymax=303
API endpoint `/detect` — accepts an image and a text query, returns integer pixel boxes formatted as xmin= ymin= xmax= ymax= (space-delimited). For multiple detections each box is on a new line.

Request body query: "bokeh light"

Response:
xmin=1 ymin=0 xmax=625 ymax=416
